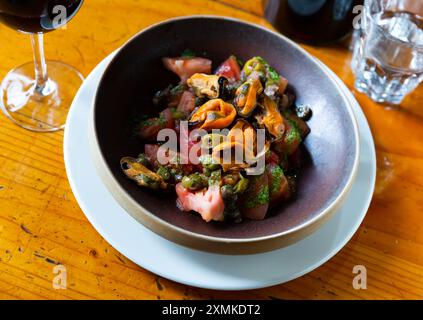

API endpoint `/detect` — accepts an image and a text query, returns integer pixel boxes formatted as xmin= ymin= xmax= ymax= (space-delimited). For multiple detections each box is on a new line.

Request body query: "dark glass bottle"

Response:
xmin=265 ymin=0 xmax=363 ymax=45
xmin=0 ymin=0 xmax=83 ymax=33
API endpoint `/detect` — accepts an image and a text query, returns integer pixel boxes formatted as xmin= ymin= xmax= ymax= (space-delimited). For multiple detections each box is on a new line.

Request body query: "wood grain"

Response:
xmin=0 ymin=0 xmax=422 ymax=300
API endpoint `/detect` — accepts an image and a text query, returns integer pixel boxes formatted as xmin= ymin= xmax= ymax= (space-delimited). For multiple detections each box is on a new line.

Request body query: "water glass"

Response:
xmin=352 ymin=0 xmax=423 ymax=104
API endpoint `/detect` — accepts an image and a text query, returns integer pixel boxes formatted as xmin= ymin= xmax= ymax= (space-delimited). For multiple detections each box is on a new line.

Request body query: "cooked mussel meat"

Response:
xmin=189 ymin=99 xmax=236 ymax=130
xmin=255 ymin=95 xmax=285 ymax=141
xmin=234 ymin=77 xmax=263 ymax=117
xmin=243 ymin=56 xmax=288 ymax=98
xmin=187 ymin=73 xmax=229 ymax=99
xmin=120 ymin=157 xmax=168 ymax=190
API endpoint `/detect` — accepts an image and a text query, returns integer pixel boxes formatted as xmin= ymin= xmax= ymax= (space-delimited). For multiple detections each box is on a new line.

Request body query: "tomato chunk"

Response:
xmin=138 ymin=108 xmax=175 ymax=141
xmin=163 ymin=57 xmax=212 ymax=83
xmin=215 ymin=55 xmax=241 ymax=82
xmin=266 ymin=163 xmax=291 ymax=207
xmin=239 ymin=173 xmax=269 ymax=220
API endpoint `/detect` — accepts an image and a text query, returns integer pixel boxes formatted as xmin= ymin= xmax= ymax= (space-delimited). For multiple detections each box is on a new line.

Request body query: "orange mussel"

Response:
xmin=189 ymin=99 xmax=236 ymax=130
xmin=255 ymin=95 xmax=285 ymax=141
xmin=211 ymin=119 xmax=268 ymax=172
xmin=234 ymin=77 xmax=263 ymax=117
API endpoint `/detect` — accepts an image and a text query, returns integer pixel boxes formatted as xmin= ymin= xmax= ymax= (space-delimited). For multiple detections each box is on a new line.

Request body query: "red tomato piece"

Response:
xmin=215 ymin=55 xmax=241 ymax=82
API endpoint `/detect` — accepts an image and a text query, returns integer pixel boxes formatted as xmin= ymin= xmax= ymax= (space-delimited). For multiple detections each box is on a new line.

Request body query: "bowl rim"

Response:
xmin=92 ymin=14 xmax=361 ymax=244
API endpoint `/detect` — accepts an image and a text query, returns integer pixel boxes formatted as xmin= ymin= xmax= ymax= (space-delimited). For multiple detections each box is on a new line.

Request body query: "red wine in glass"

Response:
xmin=0 ymin=0 xmax=84 ymax=132
xmin=0 ymin=0 xmax=83 ymax=33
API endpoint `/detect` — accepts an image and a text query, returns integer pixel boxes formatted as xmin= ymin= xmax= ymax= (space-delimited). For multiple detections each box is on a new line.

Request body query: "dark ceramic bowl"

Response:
xmin=90 ymin=16 xmax=360 ymax=254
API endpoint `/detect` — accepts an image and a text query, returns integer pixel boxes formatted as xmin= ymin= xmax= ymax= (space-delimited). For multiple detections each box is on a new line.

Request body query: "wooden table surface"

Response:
xmin=1 ymin=0 xmax=422 ymax=300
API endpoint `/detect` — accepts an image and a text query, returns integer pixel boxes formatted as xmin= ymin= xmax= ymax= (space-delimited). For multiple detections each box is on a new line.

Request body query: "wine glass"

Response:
xmin=0 ymin=0 xmax=84 ymax=132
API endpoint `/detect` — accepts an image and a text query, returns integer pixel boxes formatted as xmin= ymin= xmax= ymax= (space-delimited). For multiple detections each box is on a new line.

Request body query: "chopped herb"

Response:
xmin=267 ymin=164 xmax=284 ymax=195
xmin=139 ymin=115 xmax=166 ymax=128
xmin=156 ymin=166 xmax=171 ymax=181
xmin=244 ymin=185 xmax=269 ymax=209
xmin=234 ymin=176 xmax=249 ymax=194
xmin=268 ymin=67 xmax=280 ymax=82
xmin=285 ymin=119 xmax=302 ymax=145
xmin=170 ymin=108 xmax=185 ymax=120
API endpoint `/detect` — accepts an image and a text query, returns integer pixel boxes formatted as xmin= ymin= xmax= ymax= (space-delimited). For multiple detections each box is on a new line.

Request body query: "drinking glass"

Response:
xmin=0 ymin=0 xmax=84 ymax=132
xmin=352 ymin=0 xmax=423 ymax=104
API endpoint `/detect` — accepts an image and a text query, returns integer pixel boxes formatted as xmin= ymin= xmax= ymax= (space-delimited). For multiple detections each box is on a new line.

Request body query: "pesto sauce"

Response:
xmin=244 ymin=185 xmax=269 ymax=209
xmin=285 ymin=119 xmax=302 ymax=145
xmin=139 ymin=113 xmax=166 ymax=128
xmin=268 ymin=165 xmax=284 ymax=195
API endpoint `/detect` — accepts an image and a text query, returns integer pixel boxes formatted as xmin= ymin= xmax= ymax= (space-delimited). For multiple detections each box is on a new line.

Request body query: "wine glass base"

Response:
xmin=1 ymin=60 xmax=84 ymax=132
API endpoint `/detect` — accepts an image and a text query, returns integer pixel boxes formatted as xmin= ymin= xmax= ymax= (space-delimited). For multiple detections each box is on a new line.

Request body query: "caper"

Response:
xmin=171 ymin=108 xmax=185 ymax=120
xmin=137 ymin=174 xmax=160 ymax=190
xmin=209 ymin=170 xmax=222 ymax=186
xmin=222 ymin=174 xmax=239 ymax=186
xmin=199 ymin=155 xmax=221 ymax=171
xmin=170 ymin=168 xmax=184 ymax=183
xmin=206 ymin=163 xmax=221 ymax=171
xmin=156 ymin=166 xmax=171 ymax=181
xmin=234 ymin=176 xmax=249 ymax=194
xmin=203 ymin=167 xmax=212 ymax=177
xmin=295 ymin=105 xmax=313 ymax=121
xmin=201 ymin=134 xmax=225 ymax=150
xmin=221 ymin=185 xmax=235 ymax=200
xmin=181 ymin=173 xmax=207 ymax=191
xmin=136 ymin=153 xmax=149 ymax=167
xmin=221 ymin=185 xmax=242 ymax=223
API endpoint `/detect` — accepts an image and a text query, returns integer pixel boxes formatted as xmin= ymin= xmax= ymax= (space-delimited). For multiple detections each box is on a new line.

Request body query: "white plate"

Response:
xmin=64 ymin=53 xmax=376 ymax=290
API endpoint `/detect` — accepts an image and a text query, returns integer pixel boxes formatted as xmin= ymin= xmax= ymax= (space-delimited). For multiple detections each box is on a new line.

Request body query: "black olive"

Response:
xmin=295 ymin=104 xmax=313 ymax=121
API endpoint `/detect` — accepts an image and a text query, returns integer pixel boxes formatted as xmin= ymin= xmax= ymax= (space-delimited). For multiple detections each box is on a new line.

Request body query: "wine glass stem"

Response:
xmin=30 ymin=33 xmax=49 ymax=94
